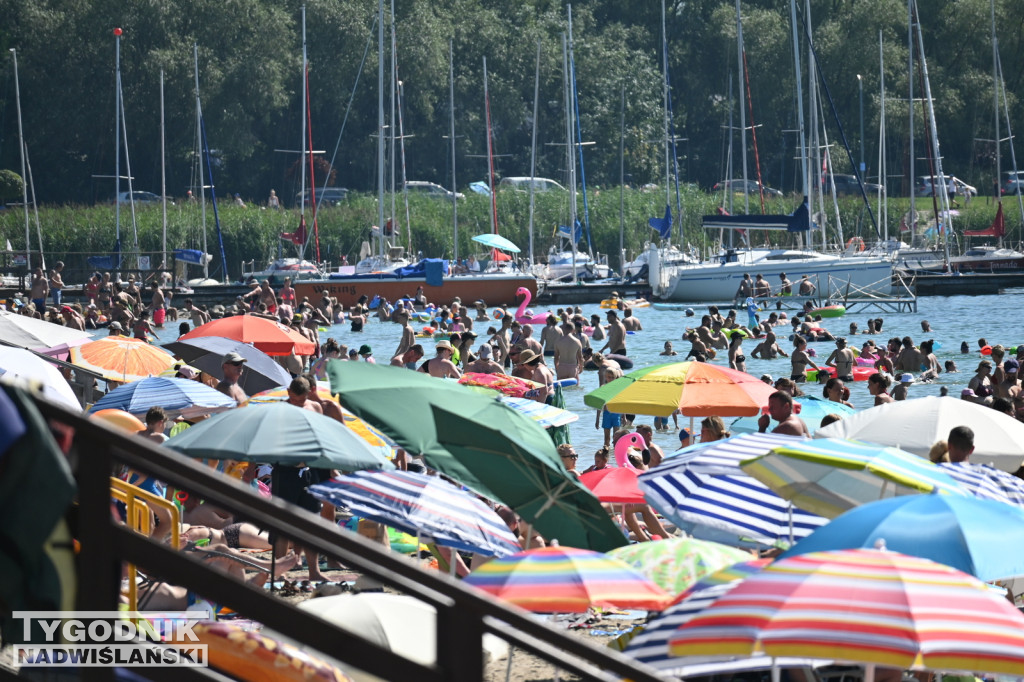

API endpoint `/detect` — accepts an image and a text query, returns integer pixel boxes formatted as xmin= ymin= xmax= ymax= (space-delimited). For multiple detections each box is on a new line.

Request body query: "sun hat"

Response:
xmin=961 ymin=388 xmax=977 ymax=398
xmin=899 ymin=373 xmax=915 ymax=384
xmin=517 ymin=349 xmax=541 ymax=364
xmin=434 ymin=340 xmax=453 ymax=352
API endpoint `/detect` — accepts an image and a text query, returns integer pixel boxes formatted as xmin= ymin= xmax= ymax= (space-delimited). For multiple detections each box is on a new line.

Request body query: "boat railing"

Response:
xmin=25 ymin=392 xmax=664 ymax=682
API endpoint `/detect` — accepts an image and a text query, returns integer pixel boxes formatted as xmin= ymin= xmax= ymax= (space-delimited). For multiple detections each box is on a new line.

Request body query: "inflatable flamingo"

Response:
xmin=514 ymin=287 xmax=553 ymax=325
xmin=613 ymin=432 xmax=646 ymax=470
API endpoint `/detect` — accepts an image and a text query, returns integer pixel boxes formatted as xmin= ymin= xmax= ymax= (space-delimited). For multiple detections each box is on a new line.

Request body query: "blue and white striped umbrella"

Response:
xmin=308 ymin=470 xmax=522 ymax=558
xmin=87 ymin=376 xmax=237 ymax=419
xmin=937 ymin=462 xmax=1024 ymax=509
xmin=498 ymin=396 xmax=578 ymax=428
xmin=640 ymin=433 xmax=826 ymax=548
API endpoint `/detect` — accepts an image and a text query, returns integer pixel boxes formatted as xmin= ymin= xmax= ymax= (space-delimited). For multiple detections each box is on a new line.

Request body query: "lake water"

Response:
xmin=309 ymin=289 xmax=1023 ymax=468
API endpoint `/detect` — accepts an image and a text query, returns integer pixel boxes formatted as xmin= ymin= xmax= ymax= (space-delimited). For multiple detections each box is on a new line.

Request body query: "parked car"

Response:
xmin=295 ymin=187 xmax=348 ymax=207
xmin=829 ymin=174 xmax=885 ymax=196
xmin=1002 ymin=171 xmax=1024 ymax=196
xmin=405 ymin=181 xmax=464 ymax=200
xmin=497 ymin=176 xmax=567 ymax=193
xmin=114 ymin=191 xmax=170 ymax=205
xmin=915 ymin=175 xmax=977 ymax=198
xmin=712 ymin=179 xmax=783 ymax=198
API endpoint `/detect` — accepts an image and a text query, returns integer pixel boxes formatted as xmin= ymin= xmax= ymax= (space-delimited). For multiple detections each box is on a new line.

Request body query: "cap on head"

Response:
xmin=479 ymin=344 xmax=493 ymax=358
xmin=222 ymin=351 xmax=248 ymax=365
xmin=358 ymin=345 xmax=372 ymax=356
xmin=108 ymin=321 xmax=123 ymax=331
xmin=1005 ymin=358 xmax=1020 ymax=372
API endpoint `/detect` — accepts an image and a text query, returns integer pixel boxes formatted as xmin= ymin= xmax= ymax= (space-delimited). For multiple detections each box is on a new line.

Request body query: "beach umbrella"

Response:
xmin=87 ymin=376 xmax=237 ymax=420
xmin=731 ymin=396 xmax=856 ymax=435
xmin=641 ymin=433 xmax=827 ymax=548
xmin=0 ymin=346 xmax=80 ymax=410
xmin=69 ymin=337 xmax=175 ymax=383
xmin=739 ymin=437 xmax=967 ymax=519
xmin=816 ymin=396 xmax=1024 ymax=472
xmin=623 ymin=561 xmax=769 ymax=672
xmin=607 ymin=537 xmax=750 ymax=595
xmin=579 ymin=467 xmax=644 ymax=504
xmin=937 ymin=461 xmax=1024 ymax=509
xmin=463 ymin=545 xmax=670 ymax=612
xmin=245 ymin=385 xmax=396 ymax=453
xmin=778 ymin=494 xmax=1024 ymax=582
xmin=669 ymin=548 xmax=1024 ymax=676
xmin=471 ymin=233 xmax=521 ymax=253
xmin=498 ymin=396 xmax=578 ymax=429
xmin=308 ymin=471 xmax=522 ymax=558
xmin=584 ymin=362 xmax=777 ymax=418
xmin=164 ymin=402 xmax=393 ymax=471
xmin=329 ymin=361 xmax=625 ymax=552
xmin=162 ymin=335 xmax=291 ymax=393
xmin=177 ymin=316 xmax=315 ymax=356
xmin=0 ymin=309 xmax=92 ymax=357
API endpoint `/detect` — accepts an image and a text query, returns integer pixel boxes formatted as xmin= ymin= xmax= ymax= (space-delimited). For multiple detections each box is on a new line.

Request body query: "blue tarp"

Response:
xmin=174 ymin=248 xmax=206 ymax=265
xmin=424 ymin=259 xmax=445 ymax=287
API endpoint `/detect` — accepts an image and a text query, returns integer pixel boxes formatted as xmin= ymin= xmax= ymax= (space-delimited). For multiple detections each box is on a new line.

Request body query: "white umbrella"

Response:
xmin=264 ymin=593 xmax=508 ymax=682
xmin=816 ymin=396 xmax=1024 ymax=472
xmin=0 ymin=310 xmax=92 ymax=356
xmin=0 ymin=346 xmax=80 ymax=410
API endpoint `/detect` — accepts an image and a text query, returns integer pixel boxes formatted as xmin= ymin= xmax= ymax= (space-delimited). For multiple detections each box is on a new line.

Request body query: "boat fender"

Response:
xmin=552 ymin=378 xmax=578 ymax=388
xmin=981 ymin=345 xmax=992 ymax=356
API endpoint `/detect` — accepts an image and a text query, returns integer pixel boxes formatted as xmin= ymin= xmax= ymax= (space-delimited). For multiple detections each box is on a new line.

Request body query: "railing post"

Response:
xmin=76 ymin=434 xmax=121 ymax=613
xmin=435 ymin=598 xmax=485 ymax=681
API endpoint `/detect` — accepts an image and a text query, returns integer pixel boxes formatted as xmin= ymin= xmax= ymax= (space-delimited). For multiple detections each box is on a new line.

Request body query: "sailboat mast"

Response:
xmin=562 ymin=32 xmax=577 ymax=282
xmin=913 ymin=0 xmax=950 ymax=261
xmin=991 ymin=0 xmax=1000 ymax=197
xmin=528 ymin=39 xmax=541 ymax=267
xmin=376 ymin=0 xmax=385 ymax=256
xmin=10 ymin=49 xmax=30 ymax=271
xmin=788 ymin=0 xmax=808 ymax=200
xmin=661 ymin=0 xmax=671 ymax=217
xmin=397 ymin=80 xmax=411 ymax=252
xmin=483 ymin=57 xmax=498 ymax=236
xmin=299 ymin=5 xmax=308 ymax=261
xmin=114 ymin=28 xmax=122 ymax=268
xmin=735 ymin=0 xmax=749 ymax=215
xmin=160 ymin=68 xmax=167 ymax=271
xmin=194 ymin=44 xmax=208 ymax=280
xmin=389 ymin=0 xmax=398 ymax=248
xmin=879 ymin=31 xmax=888 ymax=241
xmin=449 ymin=40 xmax=458 ymax=263
xmin=907 ymin=0 xmax=915 ymax=238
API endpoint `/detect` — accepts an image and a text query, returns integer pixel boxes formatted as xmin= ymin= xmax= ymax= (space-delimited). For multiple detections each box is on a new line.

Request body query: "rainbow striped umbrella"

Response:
xmin=463 ymin=545 xmax=670 ymax=613
xmin=245 ymin=385 xmax=396 ymax=452
xmin=669 ymin=548 xmax=1024 ymax=675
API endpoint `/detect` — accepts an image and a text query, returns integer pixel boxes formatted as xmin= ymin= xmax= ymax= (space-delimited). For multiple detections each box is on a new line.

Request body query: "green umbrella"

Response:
xmin=164 ymin=402 xmax=393 ymax=470
xmin=607 ymin=537 xmax=751 ymax=595
xmin=328 ymin=361 xmax=626 ymax=552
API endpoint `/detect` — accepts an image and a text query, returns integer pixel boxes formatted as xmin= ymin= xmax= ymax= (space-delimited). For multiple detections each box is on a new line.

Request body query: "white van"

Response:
xmin=497 ymin=177 xmax=567 ymax=193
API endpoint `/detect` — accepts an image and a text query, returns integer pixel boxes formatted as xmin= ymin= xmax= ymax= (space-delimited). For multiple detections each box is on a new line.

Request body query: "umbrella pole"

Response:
xmin=863 ymin=664 xmax=875 ymax=682
xmin=503 ymin=647 xmax=515 ymax=682
xmin=523 ymin=523 xmax=532 ymax=550
xmin=770 ymin=659 xmax=780 ymax=682
xmin=449 ymin=548 xmax=457 ymax=577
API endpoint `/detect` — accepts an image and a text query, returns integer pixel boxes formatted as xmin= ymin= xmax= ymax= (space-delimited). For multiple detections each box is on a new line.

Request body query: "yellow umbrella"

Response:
xmin=244 ymin=385 xmax=397 ymax=452
xmin=70 ymin=337 xmax=175 ymax=383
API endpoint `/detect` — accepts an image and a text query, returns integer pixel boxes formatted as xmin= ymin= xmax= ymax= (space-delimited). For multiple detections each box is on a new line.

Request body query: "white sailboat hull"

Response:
xmin=659 ymin=250 xmax=894 ymax=302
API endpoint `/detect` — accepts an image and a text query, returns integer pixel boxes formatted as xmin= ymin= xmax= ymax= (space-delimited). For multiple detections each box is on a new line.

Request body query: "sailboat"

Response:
xmin=290 ymin=1 xmax=535 ymax=307
xmin=649 ymin=0 xmax=892 ymax=302
xmin=542 ymin=9 xmax=611 ymax=283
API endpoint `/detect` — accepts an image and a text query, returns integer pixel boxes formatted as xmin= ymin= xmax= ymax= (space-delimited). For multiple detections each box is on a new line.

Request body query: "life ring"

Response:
xmin=193 ymin=622 xmax=353 ymax=682
xmin=805 ymin=366 xmax=874 ymax=381
xmin=846 ymin=236 xmax=865 ymax=252
xmin=808 ymin=305 xmax=846 ymax=318
xmin=600 ymin=298 xmax=620 ymax=309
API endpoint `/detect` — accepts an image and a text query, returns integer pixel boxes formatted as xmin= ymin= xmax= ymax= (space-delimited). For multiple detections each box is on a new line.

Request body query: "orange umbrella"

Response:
xmin=179 ymin=316 xmax=316 ymax=356
xmin=70 ymin=337 xmax=175 ymax=383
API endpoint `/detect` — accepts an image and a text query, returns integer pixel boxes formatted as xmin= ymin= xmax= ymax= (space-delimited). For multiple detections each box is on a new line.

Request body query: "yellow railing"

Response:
xmin=109 ymin=477 xmax=181 ymax=611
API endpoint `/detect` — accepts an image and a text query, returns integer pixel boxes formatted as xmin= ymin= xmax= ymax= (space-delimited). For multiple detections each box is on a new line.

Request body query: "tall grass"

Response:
xmin=1 ymin=191 xmax=1017 ymax=281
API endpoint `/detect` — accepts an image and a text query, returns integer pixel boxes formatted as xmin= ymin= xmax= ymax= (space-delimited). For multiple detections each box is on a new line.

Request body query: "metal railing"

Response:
xmin=21 ymin=396 xmax=665 ymax=682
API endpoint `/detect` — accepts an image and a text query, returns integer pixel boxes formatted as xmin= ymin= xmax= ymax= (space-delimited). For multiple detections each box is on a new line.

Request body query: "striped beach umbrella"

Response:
xmin=607 ymin=537 xmax=751 ymax=595
xmin=463 ymin=545 xmax=670 ymax=612
xmin=70 ymin=336 xmax=175 ymax=383
xmin=308 ymin=471 xmax=521 ymax=558
xmin=498 ymin=396 xmax=578 ymax=429
xmin=623 ymin=561 xmax=769 ymax=671
xmin=87 ymin=376 xmax=237 ymax=419
xmin=669 ymin=548 xmax=1024 ymax=675
xmin=640 ymin=434 xmax=827 ymax=548
xmin=937 ymin=461 xmax=1024 ymax=509
xmin=740 ymin=437 xmax=967 ymax=519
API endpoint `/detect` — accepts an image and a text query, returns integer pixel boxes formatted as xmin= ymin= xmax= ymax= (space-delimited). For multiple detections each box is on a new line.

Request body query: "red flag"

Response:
xmin=292 ymin=215 xmax=308 ymax=246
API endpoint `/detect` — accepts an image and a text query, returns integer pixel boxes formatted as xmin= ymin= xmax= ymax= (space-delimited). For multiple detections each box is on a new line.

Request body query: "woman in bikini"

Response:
xmin=180 ymin=523 xmax=272 ymax=551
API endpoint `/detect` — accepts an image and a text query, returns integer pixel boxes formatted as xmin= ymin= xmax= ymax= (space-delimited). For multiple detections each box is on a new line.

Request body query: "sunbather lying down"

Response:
xmin=180 ymin=522 xmax=272 ymax=550
xmin=128 ymin=541 xmax=299 ymax=611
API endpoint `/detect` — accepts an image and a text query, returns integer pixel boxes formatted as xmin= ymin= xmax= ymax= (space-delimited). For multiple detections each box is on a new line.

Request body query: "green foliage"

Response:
xmin=0 ymin=170 xmax=24 ymax=202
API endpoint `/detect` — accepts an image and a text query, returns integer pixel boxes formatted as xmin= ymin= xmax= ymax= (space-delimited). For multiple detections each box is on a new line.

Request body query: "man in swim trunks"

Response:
xmin=825 ymin=337 xmax=856 ymax=381
xmin=464 ymin=344 xmax=504 ymax=374
xmin=601 ymin=310 xmax=627 ymax=356
xmin=149 ymin=281 xmax=166 ymax=328
xmin=734 ymin=273 xmax=753 ymax=302
xmin=798 ymin=274 xmax=816 ymax=296
xmin=553 ymin=322 xmax=584 ymax=381
xmin=540 ymin=315 xmax=561 ymax=356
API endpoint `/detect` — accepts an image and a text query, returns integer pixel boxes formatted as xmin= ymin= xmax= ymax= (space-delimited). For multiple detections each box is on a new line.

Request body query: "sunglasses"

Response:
xmin=561 ymin=454 xmax=578 ymax=460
